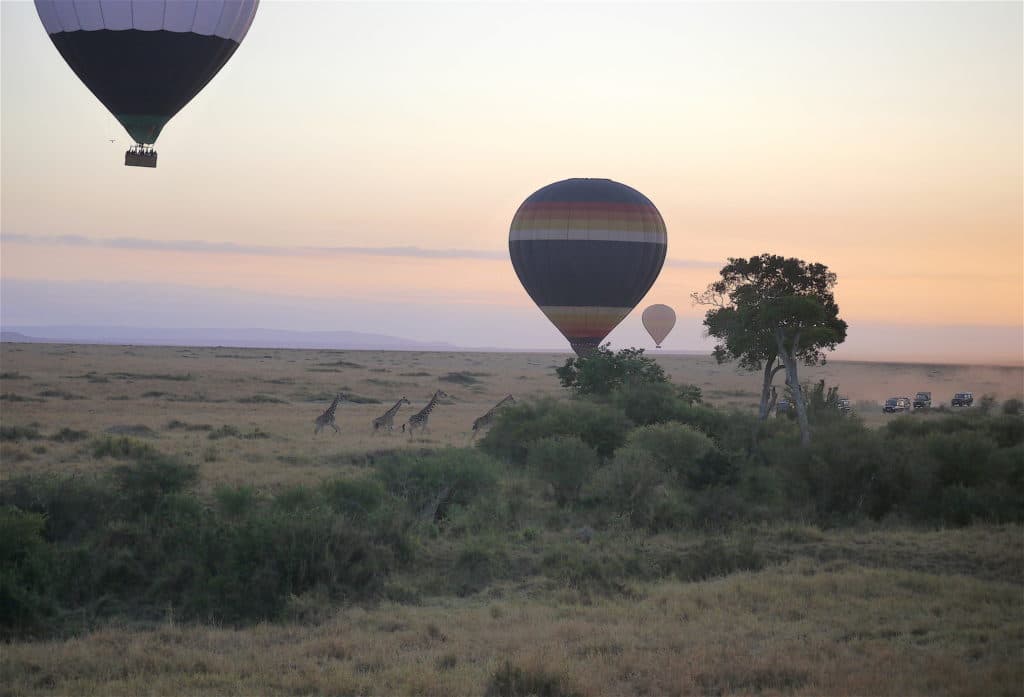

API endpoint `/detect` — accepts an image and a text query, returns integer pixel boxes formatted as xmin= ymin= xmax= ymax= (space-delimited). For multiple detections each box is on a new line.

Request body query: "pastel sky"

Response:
xmin=2 ymin=1 xmax=1022 ymax=363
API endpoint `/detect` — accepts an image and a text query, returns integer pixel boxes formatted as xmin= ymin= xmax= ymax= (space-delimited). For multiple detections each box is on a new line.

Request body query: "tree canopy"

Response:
xmin=694 ymin=254 xmax=847 ymax=444
xmin=556 ymin=344 xmax=668 ymax=396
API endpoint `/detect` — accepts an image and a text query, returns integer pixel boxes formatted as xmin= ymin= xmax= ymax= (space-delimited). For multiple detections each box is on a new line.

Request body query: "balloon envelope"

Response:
xmin=509 ymin=178 xmax=668 ymax=355
xmin=35 ymin=0 xmax=258 ymax=145
xmin=642 ymin=304 xmax=676 ymax=348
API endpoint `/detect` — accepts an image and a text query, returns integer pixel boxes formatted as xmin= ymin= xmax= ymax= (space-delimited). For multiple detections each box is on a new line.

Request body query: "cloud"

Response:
xmin=2 ymin=233 xmax=722 ymax=268
xmin=1 ymin=233 xmax=508 ymax=261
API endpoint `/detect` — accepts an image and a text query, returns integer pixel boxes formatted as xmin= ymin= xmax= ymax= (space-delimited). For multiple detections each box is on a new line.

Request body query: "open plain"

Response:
xmin=1 ymin=342 xmax=1022 ymax=696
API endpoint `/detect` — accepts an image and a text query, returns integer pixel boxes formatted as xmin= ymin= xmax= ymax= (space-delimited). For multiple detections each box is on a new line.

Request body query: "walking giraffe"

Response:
xmin=471 ymin=395 xmax=515 ymax=437
xmin=372 ymin=397 xmax=410 ymax=433
xmin=314 ymin=393 xmax=342 ymax=434
xmin=406 ymin=390 xmax=449 ymax=434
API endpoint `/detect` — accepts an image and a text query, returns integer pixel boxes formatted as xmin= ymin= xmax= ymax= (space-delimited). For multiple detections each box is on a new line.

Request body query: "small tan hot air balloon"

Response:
xmin=642 ymin=304 xmax=676 ymax=348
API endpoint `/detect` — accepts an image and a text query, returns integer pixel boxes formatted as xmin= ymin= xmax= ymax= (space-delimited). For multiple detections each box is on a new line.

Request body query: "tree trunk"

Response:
xmin=757 ymin=358 xmax=784 ymax=421
xmin=776 ymin=330 xmax=811 ymax=446
xmin=758 ymin=361 xmax=773 ymax=421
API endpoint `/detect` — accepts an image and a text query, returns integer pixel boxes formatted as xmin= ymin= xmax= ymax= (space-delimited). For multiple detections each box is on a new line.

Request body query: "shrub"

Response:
xmin=677 ymin=383 xmax=704 ymax=405
xmin=319 ymin=477 xmax=387 ymax=520
xmin=375 ymin=448 xmax=501 ymax=522
xmin=591 ymin=448 xmax=686 ymax=531
xmin=1 ymin=425 xmax=42 ymax=442
xmin=1002 ymin=398 xmax=1023 ymax=416
xmin=987 ymin=415 xmax=1024 ymax=448
xmin=556 ymin=344 xmax=668 ymax=396
xmin=624 ymin=423 xmax=716 ymax=488
xmin=0 ymin=506 xmax=54 ymax=637
xmin=112 ymin=455 xmax=199 ymax=516
xmin=92 ymin=435 xmax=160 ymax=460
xmin=926 ymin=431 xmax=994 ymax=489
xmin=674 ymin=403 xmax=757 ymax=453
xmin=678 ymin=537 xmax=764 ymax=582
xmin=214 ymin=484 xmax=260 ymax=517
xmin=479 ymin=398 xmax=632 ymax=463
xmin=611 ymin=381 xmax=682 ymax=426
xmin=50 ymin=427 xmax=89 ymax=442
xmin=0 ymin=473 xmax=117 ymax=543
xmin=527 ymin=436 xmax=598 ymax=507
xmin=486 ymin=661 xmax=581 ymax=697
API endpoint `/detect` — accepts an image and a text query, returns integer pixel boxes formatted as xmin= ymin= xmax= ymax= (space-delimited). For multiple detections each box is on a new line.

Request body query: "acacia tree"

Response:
xmin=693 ymin=254 xmax=847 ymax=446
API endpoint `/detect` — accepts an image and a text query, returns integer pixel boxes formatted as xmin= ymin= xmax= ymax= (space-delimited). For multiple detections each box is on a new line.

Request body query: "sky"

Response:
xmin=1 ymin=1 xmax=1022 ymax=363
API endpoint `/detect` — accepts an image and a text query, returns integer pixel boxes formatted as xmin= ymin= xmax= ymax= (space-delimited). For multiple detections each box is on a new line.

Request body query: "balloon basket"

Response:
xmin=125 ymin=146 xmax=157 ymax=168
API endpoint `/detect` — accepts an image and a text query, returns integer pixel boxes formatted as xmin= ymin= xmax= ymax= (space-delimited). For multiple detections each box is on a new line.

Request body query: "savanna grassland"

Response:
xmin=1 ymin=342 xmax=1022 ymax=696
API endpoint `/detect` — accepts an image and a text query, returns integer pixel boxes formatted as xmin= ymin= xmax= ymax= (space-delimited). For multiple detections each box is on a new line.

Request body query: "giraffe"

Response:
xmin=471 ymin=395 xmax=515 ymax=437
xmin=406 ymin=390 xmax=449 ymax=434
xmin=372 ymin=396 xmax=410 ymax=433
xmin=314 ymin=393 xmax=342 ymax=434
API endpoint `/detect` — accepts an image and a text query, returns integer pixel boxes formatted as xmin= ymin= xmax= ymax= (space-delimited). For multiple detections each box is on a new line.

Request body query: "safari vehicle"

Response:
xmin=913 ymin=392 xmax=932 ymax=409
xmin=837 ymin=397 xmax=852 ymax=415
xmin=776 ymin=399 xmax=794 ymax=418
xmin=951 ymin=392 xmax=974 ymax=407
xmin=883 ymin=396 xmax=911 ymax=413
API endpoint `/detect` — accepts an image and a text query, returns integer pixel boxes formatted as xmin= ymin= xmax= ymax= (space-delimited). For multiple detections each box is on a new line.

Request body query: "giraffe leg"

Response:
xmin=330 ymin=422 xmax=339 ymax=433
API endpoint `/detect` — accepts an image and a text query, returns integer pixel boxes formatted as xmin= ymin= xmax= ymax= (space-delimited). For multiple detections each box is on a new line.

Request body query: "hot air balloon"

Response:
xmin=35 ymin=0 xmax=259 ymax=168
xmin=509 ymin=178 xmax=668 ymax=356
xmin=642 ymin=304 xmax=676 ymax=348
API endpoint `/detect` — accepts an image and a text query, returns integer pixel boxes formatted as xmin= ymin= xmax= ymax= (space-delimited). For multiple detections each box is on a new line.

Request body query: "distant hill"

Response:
xmin=0 ymin=326 xmax=458 ymax=351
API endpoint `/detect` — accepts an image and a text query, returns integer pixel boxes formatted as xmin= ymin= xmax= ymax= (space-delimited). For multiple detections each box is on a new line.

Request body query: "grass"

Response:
xmin=440 ymin=371 xmax=490 ymax=385
xmin=1 ymin=425 xmax=42 ymax=441
xmin=104 ymin=425 xmax=158 ymax=438
xmin=237 ymin=394 xmax=289 ymax=404
xmin=107 ymin=372 xmax=194 ymax=381
xmin=1 ymin=342 xmax=1022 ymax=695
xmin=0 ymin=394 xmax=43 ymax=402
xmin=318 ymin=360 xmax=365 ymax=369
xmin=166 ymin=420 xmax=214 ymax=432
xmin=208 ymin=425 xmax=272 ymax=440
xmin=0 ymin=549 xmax=1019 ymax=696
xmin=36 ymin=389 xmax=86 ymax=400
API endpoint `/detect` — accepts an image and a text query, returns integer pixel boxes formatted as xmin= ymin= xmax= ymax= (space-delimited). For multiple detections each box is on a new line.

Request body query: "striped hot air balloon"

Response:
xmin=509 ymin=178 xmax=668 ymax=356
xmin=642 ymin=304 xmax=676 ymax=348
xmin=35 ymin=0 xmax=259 ymax=167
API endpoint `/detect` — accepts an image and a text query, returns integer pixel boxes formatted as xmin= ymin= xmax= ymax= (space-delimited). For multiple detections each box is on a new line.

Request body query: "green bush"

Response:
xmin=526 ymin=436 xmax=598 ymax=507
xmin=319 ymin=477 xmax=387 ymax=520
xmin=112 ymin=455 xmax=199 ymax=515
xmin=610 ymin=381 xmax=682 ymax=426
xmin=1 ymin=425 xmax=42 ymax=442
xmin=590 ymin=447 xmax=686 ymax=531
xmin=987 ymin=415 xmax=1024 ymax=448
xmin=214 ymin=484 xmax=260 ymax=517
xmin=624 ymin=423 xmax=717 ymax=488
xmin=556 ymin=344 xmax=667 ymax=396
xmin=1002 ymin=398 xmax=1023 ymax=416
xmin=478 ymin=398 xmax=632 ymax=462
xmin=678 ymin=537 xmax=765 ymax=581
xmin=486 ymin=661 xmax=581 ymax=697
xmin=92 ymin=435 xmax=160 ymax=460
xmin=0 ymin=506 xmax=54 ymax=638
xmin=50 ymin=427 xmax=89 ymax=442
xmin=375 ymin=448 xmax=501 ymax=522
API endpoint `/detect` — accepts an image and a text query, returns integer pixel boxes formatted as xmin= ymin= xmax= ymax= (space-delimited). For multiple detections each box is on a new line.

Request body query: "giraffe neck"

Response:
xmin=325 ymin=395 xmax=341 ymax=417
xmin=483 ymin=396 xmax=513 ymax=419
xmin=384 ymin=398 xmax=406 ymax=418
xmin=416 ymin=396 xmax=439 ymax=419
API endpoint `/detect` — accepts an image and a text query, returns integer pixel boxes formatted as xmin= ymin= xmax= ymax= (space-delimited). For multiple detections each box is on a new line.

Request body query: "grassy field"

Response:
xmin=1 ymin=342 xmax=1022 ymax=696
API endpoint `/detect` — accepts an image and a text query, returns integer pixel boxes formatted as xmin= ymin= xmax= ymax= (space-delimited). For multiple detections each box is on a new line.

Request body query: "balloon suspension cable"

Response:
xmin=125 ymin=144 xmax=157 ymax=168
